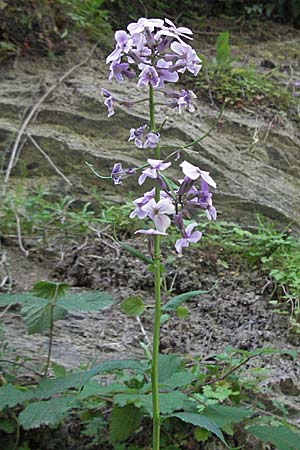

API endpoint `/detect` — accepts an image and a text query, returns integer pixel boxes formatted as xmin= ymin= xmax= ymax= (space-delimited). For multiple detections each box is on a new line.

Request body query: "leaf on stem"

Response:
xmin=120 ymin=296 xmax=145 ymax=317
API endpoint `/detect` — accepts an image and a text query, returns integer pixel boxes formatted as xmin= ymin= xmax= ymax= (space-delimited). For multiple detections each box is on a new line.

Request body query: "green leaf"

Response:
xmin=247 ymin=425 xmax=300 ymax=450
xmin=158 ymin=354 xmax=183 ymax=382
xmin=18 ymin=397 xmax=74 ymax=430
xmin=0 ymin=384 xmax=32 ymax=410
xmin=160 ymin=313 xmax=170 ymax=324
xmin=0 ymin=418 xmax=16 ymax=433
xmin=194 ymin=427 xmax=210 ymax=442
xmin=216 ymin=31 xmax=231 ymax=68
xmin=33 ymin=359 xmax=146 ymax=399
xmin=21 ymin=300 xmax=67 ymax=334
xmin=163 ymin=288 xmax=213 ymax=311
xmin=159 ymin=371 xmax=195 ymax=389
xmin=32 ymin=281 xmax=70 ymax=300
xmin=120 ymin=296 xmax=145 ymax=317
xmin=175 ymin=306 xmax=189 ymax=319
xmin=78 ymin=381 xmax=128 ymax=399
xmin=119 ymin=242 xmax=153 ymax=264
xmin=109 ymin=405 xmax=143 ymax=443
xmin=173 ymin=412 xmax=228 ymax=447
xmin=202 ymin=405 xmax=255 ymax=427
xmin=0 ymin=293 xmax=38 ymax=307
xmin=59 ymin=291 xmax=113 ymax=312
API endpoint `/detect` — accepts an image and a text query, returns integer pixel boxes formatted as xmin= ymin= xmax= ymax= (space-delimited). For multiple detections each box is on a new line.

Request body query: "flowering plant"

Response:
xmin=101 ymin=17 xmax=217 ymax=450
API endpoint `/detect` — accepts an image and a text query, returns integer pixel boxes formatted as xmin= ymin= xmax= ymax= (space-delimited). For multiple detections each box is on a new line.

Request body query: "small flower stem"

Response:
xmin=149 ymin=84 xmax=161 ymax=450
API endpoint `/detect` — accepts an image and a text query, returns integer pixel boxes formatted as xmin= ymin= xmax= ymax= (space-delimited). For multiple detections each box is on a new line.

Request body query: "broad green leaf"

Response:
xmin=160 ymin=313 xmax=170 ymax=324
xmin=173 ymin=412 xmax=228 ymax=447
xmin=163 ymin=288 xmax=212 ymax=311
xmin=158 ymin=354 xmax=183 ymax=382
xmin=109 ymin=404 xmax=143 ymax=443
xmin=0 ymin=384 xmax=32 ymax=410
xmin=33 ymin=359 xmax=146 ymax=399
xmin=59 ymin=291 xmax=113 ymax=312
xmin=0 ymin=293 xmax=35 ymax=306
xmin=18 ymin=397 xmax=74 ymax=430
xmin=21 ymin=300 xmax=67 ymax=334
xmin=120 ymin=296 xmax=145 ymax=317
xmin=159 ymin=371 xmax=195 ymax=389
xmin=202 ymin=405 xmax=254 ymax=427
xmin=78 ymin=381 xmax=129 ymax=399
xmin=247 ymin=425 xmax=300 ymax=450
xmin=194 ymin=427 xmax=210 ymax=442
xmin=32 ymin=281 xmax=70 ymax=300
xmin=114 ymin=391 xmax=190 ymax=416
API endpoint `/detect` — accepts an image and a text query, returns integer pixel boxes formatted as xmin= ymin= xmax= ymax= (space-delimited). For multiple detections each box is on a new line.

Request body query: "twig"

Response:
xmin=15 ymin=213 xmax=29 ymax=257
xmin=136 ymin=315 xmax=151 ymax=347
xmin=26 ymin=132 xmax=72 ymax=186
xmin=0 ymin=304 xmax=12 ymax=318
xmin=2 ymin=42 xmax=99 ymax=196
xmin=0 ymin=359 xmax=43 ymax=377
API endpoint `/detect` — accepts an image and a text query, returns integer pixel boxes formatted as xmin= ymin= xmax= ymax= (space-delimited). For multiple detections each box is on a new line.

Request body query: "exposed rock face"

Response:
xmin=0 ymin=40 xmax=299 ymax=227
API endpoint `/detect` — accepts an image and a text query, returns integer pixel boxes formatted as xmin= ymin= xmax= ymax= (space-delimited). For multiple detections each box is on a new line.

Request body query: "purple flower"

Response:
xmin=156 ymin=59 xmax=179 ymax=87
xmin=128 ymin=18 xmax=164 ymax=35
xmin=155 ymin=18 xmax=193 ymax=44
xmin=142 ymin=198 xmax=175 ymax=232
xmin=137 ymin=66 xmax=160 ymax=88
xmin=175 ymin=223 xmax=202 ymax=253
xmin=130 ymin=189 xmax=169 ymax=219
xmin=186 ymin=179 xmax=217 ymax=220
xmin=135 ymin=229 xmax=167 ymax=236
xmin=128 ymin=125 xmax=160 ymax=149
xmin=109 ymin=61 xmax=136 ymax=82
xmin=111 ymin=163 xmax=124 ymax=185
xmin=138 ymin=159 xmax=171 ymax=185
xmin=106 ymin=30 xmax=132 ymax=64
xmin=165 ymin=89 xmax=196 ymax=113
xmin=170 ymin=42 xmax=202 ymax=76
xmin=180 ymin=161 xmax=216 ymax=188
xmin=101 ymin=88 xmax=114 ymax=117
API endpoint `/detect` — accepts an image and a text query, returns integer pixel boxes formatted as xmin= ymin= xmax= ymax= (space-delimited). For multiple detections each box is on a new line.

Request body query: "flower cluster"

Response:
xmin=102 ymin=18 xmax=201 ymax=117
xmin=103 ymin=17 xmax=217 ymax=254
xmin=129 ymin=158 xmax=216 ymax=253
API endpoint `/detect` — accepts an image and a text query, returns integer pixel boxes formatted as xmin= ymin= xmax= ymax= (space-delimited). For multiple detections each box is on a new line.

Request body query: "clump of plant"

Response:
xmin=194 ymin=31 xmax=294 ymax=109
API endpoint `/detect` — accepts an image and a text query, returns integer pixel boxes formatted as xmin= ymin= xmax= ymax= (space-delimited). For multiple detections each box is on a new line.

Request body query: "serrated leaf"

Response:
xmin=159 ymin=371 xmax=195 ymax=389
xmin=18 ymin=397 xmax=74 ymax=430
xmin=158 ymin=354 xmax=183 ymax=382
xmin=21 ymin=300 xmax=67 ymax=334
xmin=78 ymin=381 xmax=128 ymax=399
xmin=247 ymin=425 xmax=300 ymax=450
xmin=33 ymin=359 xmax=146 ymax=399
xmin=109 ymin=405 xmax=143 ymax=443
xmin=0 ymin=293 xmax=36 ymax=306
xmin=0 ymin=384 xmax=32 ymax=410
xmin=163 ymin=288 xmax=212 ymax=311
xmin=202 ymin=405 xmax=254 ymax=427
xmin=120 ymin=296 xmax=145 ymax=317
xmin=32 ymin=281 xmax=69 ymax=300
xmin=173 ymin=412 xmax=228 ymax=447
xmin=59 ymin=291 xmax=113 ymax=312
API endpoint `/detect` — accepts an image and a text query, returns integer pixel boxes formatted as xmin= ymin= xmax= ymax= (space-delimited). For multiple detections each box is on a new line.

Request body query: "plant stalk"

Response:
xmin=149 ymin=84 xmax=161 ymax=450
xmin=43 ymin=285 xmax=58 ymax=377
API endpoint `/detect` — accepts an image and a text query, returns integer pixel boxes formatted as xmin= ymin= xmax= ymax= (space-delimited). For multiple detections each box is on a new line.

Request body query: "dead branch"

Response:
xmin=2 ymin=42 xmax=99 ymax=195
xmin=26 ymin=132 xmax=72 ymax=185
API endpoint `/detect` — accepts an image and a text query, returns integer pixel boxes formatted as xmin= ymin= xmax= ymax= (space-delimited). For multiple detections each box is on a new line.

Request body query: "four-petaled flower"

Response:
xmin=180 ymin=161 xmax=216 ymax=188
xmin=101 ymin=88 xmax=114 ymax=117
xmin=141 ymin=198 xmax=175 ymax=232
xmin=138 ymin=159 xmax=171 ymax=185
xmin=175 ymin=223 xmax=202 ymax=254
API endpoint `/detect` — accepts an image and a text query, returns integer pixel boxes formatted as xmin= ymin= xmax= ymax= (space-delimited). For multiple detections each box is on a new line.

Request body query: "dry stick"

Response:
xmin=2 ymin=42 xmax=99 ymax=196
xmin=26 ymin=132 xmax=72 ymax=186
xmin=15 ymin=212 xmax=29 ymax=257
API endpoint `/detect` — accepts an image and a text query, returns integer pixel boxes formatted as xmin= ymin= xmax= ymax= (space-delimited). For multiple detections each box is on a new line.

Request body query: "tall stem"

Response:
xmin=43 ymin=285 xmax=58 ymax=378
xmin=149 ymin=84 xmax=161 ymax=450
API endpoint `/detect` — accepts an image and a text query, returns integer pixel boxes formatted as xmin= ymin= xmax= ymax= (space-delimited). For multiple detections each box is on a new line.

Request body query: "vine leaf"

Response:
xmin=32 ymin=281 xmax=70 ymax=300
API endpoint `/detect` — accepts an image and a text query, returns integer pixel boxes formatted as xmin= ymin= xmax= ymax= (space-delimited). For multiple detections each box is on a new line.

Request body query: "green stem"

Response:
xmin=149 ymin=84 xmax=161 ymax=450
xmin=43 ymin=285 xmax=58 ymax=378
